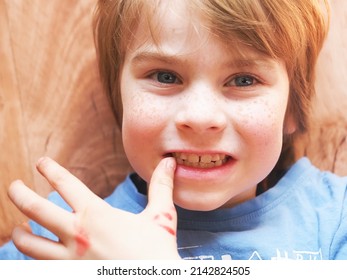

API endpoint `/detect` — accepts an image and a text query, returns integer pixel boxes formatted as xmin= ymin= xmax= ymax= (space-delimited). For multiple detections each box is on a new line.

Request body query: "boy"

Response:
xmin=2 ymin=0 xmax=346 ymax=260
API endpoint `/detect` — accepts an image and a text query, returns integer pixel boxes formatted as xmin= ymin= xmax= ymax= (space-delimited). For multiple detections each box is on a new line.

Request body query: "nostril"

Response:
xmin=175 ymin=112 xmax=227 ymax=134
xmin=180 ymin=124 xmax=191 ymax=129
xmin=210 ymin=126 xmax=221 ymax=131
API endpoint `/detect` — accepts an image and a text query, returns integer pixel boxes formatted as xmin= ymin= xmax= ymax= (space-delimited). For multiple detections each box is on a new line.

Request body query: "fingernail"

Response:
xmin=12 ymin=179 xmax=23 ymax=185
xmin=37 ymin=156 xmax=50 ymax=166
xmin=166 ymin=157 xmax=176 ymax=171
xmin=36 ymin=157 xmax=49 ymax=172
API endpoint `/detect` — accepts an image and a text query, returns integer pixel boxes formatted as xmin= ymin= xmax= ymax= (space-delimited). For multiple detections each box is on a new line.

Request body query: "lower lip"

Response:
xmin=174 ymin=158 xmax=236 ymax=182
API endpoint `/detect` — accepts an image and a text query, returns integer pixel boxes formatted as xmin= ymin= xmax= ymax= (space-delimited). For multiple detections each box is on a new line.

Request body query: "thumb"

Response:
xmin=147 ymin=157 xmax=176 ymax=210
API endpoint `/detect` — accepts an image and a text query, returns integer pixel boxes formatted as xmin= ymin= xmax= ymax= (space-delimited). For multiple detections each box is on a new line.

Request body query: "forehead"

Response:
xmin=126 ymin=0 xmax=203 ymax=55
xmin=125 ymin=0 xmax=267 ymax=64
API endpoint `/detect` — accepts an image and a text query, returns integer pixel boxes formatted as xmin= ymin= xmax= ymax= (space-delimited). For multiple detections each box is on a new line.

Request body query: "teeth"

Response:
xmin=212 ymin=154 xmax=220 ymax=161
xmin=188 ymin=154 xmax=199 ymax=163
xmin=200 ymin=155 xmax=212 ymax=163
xmin=172 ymin=153 xmax=229 ymax=168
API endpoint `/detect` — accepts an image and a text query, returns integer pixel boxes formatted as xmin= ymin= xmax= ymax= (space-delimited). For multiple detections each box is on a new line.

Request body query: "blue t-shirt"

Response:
xmin=1 ymin=157 xmax=347 ymax=260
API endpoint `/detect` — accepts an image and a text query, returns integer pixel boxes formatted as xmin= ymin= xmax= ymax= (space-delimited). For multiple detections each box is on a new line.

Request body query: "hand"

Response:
xmin=8 ymin=157 xmax=180 ymax=259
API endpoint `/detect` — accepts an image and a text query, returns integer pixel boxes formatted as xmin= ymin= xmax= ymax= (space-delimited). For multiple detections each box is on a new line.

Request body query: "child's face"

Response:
xmin=120 ymin=1 xmax=294 ymax=211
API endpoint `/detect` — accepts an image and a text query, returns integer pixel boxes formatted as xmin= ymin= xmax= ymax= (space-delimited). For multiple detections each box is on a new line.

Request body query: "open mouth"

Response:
xmin=168 ymin=152 xmax=231 ymax=169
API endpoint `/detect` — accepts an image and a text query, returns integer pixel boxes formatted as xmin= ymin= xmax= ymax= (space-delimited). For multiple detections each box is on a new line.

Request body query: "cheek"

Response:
xmin=122 ymin=87 xmax=174 ymax=129
xmin=122 ymin=111 xmax=154 ymax=182
xmin=121 ymin=93 xmax=170 ymax=181
xmin=122 ymin=95 xmax=157 ymax=140
xmin=238 ymin=100 xmax=287 ymax=153
xmin=233 ymin=99 xmax=288 ymax=185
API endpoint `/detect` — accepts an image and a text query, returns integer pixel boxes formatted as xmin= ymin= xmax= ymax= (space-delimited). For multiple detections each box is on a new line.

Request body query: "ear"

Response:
xmin=284 ymin=112 xmax=297 ymax=135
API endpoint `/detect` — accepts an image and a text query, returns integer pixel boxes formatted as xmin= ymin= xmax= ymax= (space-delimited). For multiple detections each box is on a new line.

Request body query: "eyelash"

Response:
xmin=148 ymin=71 xmax=260 ymax=87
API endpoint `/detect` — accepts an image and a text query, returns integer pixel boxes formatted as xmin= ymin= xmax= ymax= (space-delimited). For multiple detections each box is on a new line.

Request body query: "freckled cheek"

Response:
xmin=122 ymin=96 xmax=163 ymax=148
xmin=122 ymin=110 xmax=158 ymax=182
xmin=122 ymin=92 xmax=170 ymax=131
xmin=121 ymin=93 xmax=171 ymax=181
xmin=122 ymin=111 xmax=162 ymax=156
xmin=237 ymin=105 xmax=286 ymax=151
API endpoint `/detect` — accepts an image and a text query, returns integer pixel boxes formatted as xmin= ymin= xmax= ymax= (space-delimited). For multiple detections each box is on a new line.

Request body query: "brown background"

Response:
xmin=0 ymin=0 xmax=346 ymax=246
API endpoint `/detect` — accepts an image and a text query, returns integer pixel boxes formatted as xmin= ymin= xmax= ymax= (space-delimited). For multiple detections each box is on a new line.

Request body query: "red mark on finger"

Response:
xmin=154 ymin=212 xmax=174 ymax=221
xmin=75 ymin=228 xmax=90 ymax=257
xmin=159 ymin=225 xmax=176 ymax=236
xmin=163 ymin=212 xmax=173 ymax=221
xmin=153 ymin=211 xmax=176 ymax=236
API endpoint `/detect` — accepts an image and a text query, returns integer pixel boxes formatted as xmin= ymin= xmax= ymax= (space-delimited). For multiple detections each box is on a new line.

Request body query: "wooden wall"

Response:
xmin=0 ymin=0 xmax=131 ymax=245
xmin=0 ymin=0 xmax=346 ymax=246
xmin=295 ymin=0 xmax=347 ymax=174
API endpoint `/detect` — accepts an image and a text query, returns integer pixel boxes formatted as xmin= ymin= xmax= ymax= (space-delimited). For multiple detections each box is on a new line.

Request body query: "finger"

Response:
xmin=36 ymin=157 xmax=99 ymax=212
xmin=8 ymin=180 xmax=74 ymax=240
xmin=143 ymin=158 xmax=177 ymax=237
xmin=21 ymin=221 xmax=32 ymax=233
xmin=12 ymin=225 xmax=69 ymax=260
xmin=144 ymin=157 xmax=177 ymax=237
xmin=147 ymin=157 xmax=176 ymax=210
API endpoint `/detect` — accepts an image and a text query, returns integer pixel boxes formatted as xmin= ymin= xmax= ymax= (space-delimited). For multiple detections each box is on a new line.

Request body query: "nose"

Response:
xmin=175 ymin=84 xmax=227 ymax=134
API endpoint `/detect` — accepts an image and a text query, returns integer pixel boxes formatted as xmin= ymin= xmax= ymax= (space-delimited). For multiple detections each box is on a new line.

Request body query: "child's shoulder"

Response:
xmin=287 ymin=157 xmax=347 ymax=187
xmin=285 ymin=157 xmax=347 ymax=208
xmin=310 ymin=158 xmax=346 ymax=189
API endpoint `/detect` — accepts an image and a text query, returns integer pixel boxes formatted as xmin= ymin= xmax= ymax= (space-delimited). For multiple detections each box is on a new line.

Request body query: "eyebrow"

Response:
xmin=130 ymin=51 xmax=185 ymax=67
xmin=130 ymin=50 xmax=276 ymax=70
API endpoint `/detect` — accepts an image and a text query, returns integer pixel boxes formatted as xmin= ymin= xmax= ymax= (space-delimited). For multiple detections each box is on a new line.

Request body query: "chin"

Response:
xmin=173 ymin=191 xmax=226 ymax=212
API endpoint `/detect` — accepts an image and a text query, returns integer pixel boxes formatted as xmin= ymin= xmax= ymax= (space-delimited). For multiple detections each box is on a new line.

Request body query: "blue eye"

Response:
xmin=156 ymin=72 xmax=179 ymax=84
xmin=228 ymin=75 xmax=256 ymax=87
xmin=234 ymin=76 xmax=254 ymax=86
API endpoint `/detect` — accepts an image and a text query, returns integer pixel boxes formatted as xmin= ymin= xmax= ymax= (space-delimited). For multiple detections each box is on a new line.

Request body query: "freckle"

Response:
xmin=75 ymin=228 xmax=90 ymax=257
